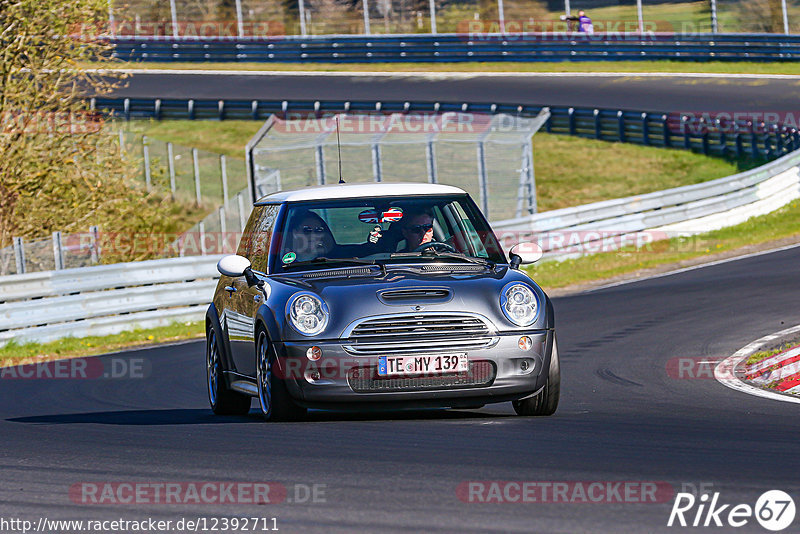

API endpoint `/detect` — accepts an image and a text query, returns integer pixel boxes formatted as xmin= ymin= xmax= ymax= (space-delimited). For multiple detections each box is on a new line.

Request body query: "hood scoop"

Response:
xmin=378 ymin=287 xmax=452 ymax=305
xmin=302 ymin=266 xmax=379 ymax=279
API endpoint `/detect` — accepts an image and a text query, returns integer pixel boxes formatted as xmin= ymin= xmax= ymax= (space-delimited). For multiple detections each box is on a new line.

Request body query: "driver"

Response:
xmin=287 ymin=210 xmax=335 ymax=261
xmin=400 ymin=209 xmax=435 ymax=252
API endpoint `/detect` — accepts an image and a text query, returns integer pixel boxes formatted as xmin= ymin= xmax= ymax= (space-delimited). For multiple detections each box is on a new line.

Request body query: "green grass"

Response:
xmin=96 ymin=60 xmax=800 ymax=75
xmin=0 ymin=321 xmax=205 ymax=366
xmin=526 ymin=199 xmax=800 ymax=290
xmin=745 ymin=341 xmax=800 ymax=366
xmin=125 ymin=119 xmax=741 ymax=212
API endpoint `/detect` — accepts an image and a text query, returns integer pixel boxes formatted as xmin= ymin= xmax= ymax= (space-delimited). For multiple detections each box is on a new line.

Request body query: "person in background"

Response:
xmin=560 ymin=10 xmax=594 ymax=34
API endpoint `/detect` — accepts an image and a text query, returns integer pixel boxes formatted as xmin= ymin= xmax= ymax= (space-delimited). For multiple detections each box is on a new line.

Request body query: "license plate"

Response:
xmin=377 ymin=353 xmax=468 ymax=377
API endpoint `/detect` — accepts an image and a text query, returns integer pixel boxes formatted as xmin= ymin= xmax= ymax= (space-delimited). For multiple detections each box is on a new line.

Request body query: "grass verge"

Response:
xmin=0 ymin=321 xmax=205 ymax=366
xmin=526 ymin=199 xmax=800 ymax=290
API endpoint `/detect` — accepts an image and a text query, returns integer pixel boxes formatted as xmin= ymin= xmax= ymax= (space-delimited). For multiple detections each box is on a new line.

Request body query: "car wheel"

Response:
xmin=207 ymin=327 xmax=251 ymax=415
xmin=513 ymin=335 xmax=560 ymax=417
xmin=256 ymin=331 xmax=307 ymax=422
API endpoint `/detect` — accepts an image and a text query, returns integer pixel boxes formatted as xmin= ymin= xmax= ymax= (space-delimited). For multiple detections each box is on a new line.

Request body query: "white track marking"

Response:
xmin=88 ymin=68 xmax=800 ymax=80
xmin=714 ymin=324 xmax=800 ymax=405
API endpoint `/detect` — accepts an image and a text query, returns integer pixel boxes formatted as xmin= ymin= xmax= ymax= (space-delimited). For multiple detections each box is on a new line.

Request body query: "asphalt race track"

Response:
xmin=3 ymin=245 xmax=800 ymax=533
xmin=110 ymin=71 xmax=800 ymax=113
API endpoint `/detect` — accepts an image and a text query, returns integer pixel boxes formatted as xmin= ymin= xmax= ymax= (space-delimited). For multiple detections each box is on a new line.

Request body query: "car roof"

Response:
xmin=255 ymin=182 xmax=467 ymax=204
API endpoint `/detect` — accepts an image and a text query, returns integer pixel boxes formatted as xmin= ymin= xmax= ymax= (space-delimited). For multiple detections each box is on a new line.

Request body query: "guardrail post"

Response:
xmin=662 ymin=114 xmax=671 ymax=148
xmin=682 ymin=116 xmax=691 ymax=150
xmin=13 ymin=237 xmax=25 ymax=275
xmin=702 ymin=131 xmax=710 ymax=156
xmin=618 ymin=110 xmax=626 ymax=143
xmin=594 ymin=109 xmax=601 ymax=140
xmin=142 ymin=135 xmax=152 ymax=191
xmin=251 ymin=100 xmax=259 ymax=120
xmin=221 ymin=155 xmax=230 ymax=209
xmin=154 ymin=99 xmax=161 ymax=120
xmin=90 ymin=225 xmax=100 ymax=264
xmin=218 ymin=100 xmax=225 ymax=120
xmin=426 ymin=140 xmax=437 ymax=183
xmin=167 ymin=142 xmax=176 ymax=198
xmin=371 ymin=142 xmax=383 ymax=182
xmin=188 ymin=99 xmax=195 ymax=120
xmin=640 ymin=112 xmax=649 ymax=146
xmin=568 ymin=108 xmax=575 ymax=136
xmin=718 ymin=119 xmax=728 ymax=157
xmin=123 ymin=98 xmax=130 ymax=121
xmin=192 ymin=148 xmax=202 ymax=207
xmin=735 ymin=133 xmax=743 ymax=159
xmin=52 ymin=231 xmax=63 ymax=270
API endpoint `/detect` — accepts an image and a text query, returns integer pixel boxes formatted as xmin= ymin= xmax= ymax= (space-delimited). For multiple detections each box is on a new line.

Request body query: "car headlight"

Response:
xmin=500 ymin=283 xmax=539 ymax=327
xmin=287 ymin=292 xmax=329 ymax=336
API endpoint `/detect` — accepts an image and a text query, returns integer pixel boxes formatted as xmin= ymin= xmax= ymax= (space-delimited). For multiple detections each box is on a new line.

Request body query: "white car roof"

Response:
xmin=256 ymin=182 xmax=467 ymax=203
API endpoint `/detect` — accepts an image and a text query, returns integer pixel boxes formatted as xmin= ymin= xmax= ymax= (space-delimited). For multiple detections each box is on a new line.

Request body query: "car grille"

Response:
xmin=344 ymin=314 xmax=496 ymax=355
xmin=350 ymin=314 xmax=490 ymax=339
xmin=347 ymin=360 xmax=496 ymax=393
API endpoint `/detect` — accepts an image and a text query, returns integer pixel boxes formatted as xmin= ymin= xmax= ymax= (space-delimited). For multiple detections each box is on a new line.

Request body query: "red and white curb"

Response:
xmin=715 ymin=324 xmax=800 ymax=405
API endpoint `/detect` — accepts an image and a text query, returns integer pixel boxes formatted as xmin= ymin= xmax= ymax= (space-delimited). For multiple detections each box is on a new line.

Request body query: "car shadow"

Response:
xmin=8 ymin=407 xmax=512 ymax=426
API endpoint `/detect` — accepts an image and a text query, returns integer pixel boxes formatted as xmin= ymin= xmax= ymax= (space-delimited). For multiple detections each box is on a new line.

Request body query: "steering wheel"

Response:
xmin=413 ymin=241 xmax=456 ymax=253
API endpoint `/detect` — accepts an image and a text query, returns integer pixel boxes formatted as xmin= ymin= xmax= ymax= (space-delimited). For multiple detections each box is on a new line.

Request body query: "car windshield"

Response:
xmin=272 ymin=194 xmax=505 ymax=272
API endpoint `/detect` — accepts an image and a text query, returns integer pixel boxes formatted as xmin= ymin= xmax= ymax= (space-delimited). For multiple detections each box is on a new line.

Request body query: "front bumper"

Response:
xmin=272 ymin=330 xmax=554 ymax=407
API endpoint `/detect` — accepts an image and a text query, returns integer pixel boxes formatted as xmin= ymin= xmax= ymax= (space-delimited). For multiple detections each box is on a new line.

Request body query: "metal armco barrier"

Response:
xmin=92 ymin=97 xmax=800 ymax=162
xmin=108 ymin=33 xmax=800 ymax=63
xmin=0 ymin=256 xmax=222 ymax=346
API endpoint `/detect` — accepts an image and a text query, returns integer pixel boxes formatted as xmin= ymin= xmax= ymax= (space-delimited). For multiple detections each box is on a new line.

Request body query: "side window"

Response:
xmin=451 ymin=202 xmax=489 ymax=258
xmin=236 ymin=205 xmax=281 ymax=272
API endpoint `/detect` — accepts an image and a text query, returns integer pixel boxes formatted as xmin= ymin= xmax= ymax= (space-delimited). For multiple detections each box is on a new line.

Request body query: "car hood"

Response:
xmin=266 ymin=265 xmax=550 ymax=340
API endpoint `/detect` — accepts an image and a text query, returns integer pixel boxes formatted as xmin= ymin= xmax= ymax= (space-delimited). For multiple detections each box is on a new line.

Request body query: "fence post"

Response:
xmin=298 ymin=0 xmax=307 ymax=36
xmin=142 ymin=135 xmax=152 ymax=191
xmin=118 ymin=128 xmax=125 ymax=158
xmin=371 ymin=143 xmax=383 ymax=182
xmin=199 ymin=221 xmax=207 ymax=256
xmin=13 ymin=237 xmax=25 ymax=275
xmin=169 ymin=0 xmax=178 ymax=38
xmin=167 ymin=142 xmax=176 ymax=198
xmin=219 ymin=206 xmax=227 ymax=253
xmin=221 ymin=155 xmax=230 ymax=209
xmin=237 ymin=194 xmax=247 ymax=233
xmin=235 ymin=0 xmax=244 ymax=37
xmin=425 ymin=140 xmax=437 ymax=183
xmin=429 ymin=0 xmax=437 ymax=34
xmin=90 ymin=225 xmax=100 ymax=264
xmin=52 ymin=231 xmax=64 ymax=271
xmin=710 ymin=0 xmax=718 ymax=33
xmin=497 ymin=0 xmax=506 ymax=34
xmin=362 ymin=0 xmax=371 ymax=34
xmin=315 ymin=144 xmax=326 ymax=185
xmin=192 ymin=148 xmax=202 ymax=207
xmin=476 ymin=142 xmax=489 ymax=216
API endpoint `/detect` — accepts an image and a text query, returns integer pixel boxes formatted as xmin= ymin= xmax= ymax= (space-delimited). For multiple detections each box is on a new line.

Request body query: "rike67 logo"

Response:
xmin=668 ymin=490 xmax=796 ymax=531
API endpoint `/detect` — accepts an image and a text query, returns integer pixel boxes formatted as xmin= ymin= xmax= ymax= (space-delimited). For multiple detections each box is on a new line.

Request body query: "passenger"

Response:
xmin=286 ymin=210 xmax=335 ymax=262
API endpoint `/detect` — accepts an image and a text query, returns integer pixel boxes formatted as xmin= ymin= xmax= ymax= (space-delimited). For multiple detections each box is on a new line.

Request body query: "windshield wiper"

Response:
xmin=283 ymin=257 xmax=387 ymax=275
xmin=390 ymin=251 xmax=494 ymax=268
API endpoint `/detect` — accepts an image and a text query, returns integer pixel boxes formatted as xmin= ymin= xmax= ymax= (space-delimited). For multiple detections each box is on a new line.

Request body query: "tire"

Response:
xmin=513 ymin=334 xmax=560 ymax=417
xmin=207 ymin=327 xmax=251 ymax=415
xmin=256 ymin=331 xmax=307 ymax=422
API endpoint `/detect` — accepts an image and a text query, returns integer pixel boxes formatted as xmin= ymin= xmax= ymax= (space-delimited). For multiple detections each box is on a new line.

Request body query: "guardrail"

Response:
xmin=108 ymin=33 xmax=800 ymax=63
xmin=93 ymin=97 xmax=800 ymax=162
xmin=0 ymin=255 xmax=222 ymax=346
xmin=494 ymin=146 xmax=800 ymax=257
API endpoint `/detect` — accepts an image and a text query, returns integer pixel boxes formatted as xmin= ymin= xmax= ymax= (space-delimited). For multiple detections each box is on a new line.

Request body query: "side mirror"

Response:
xmin=217 ymin=255 xmax=251 ymax=278
xmin=509 ymin=242 xmax=543 ymax=269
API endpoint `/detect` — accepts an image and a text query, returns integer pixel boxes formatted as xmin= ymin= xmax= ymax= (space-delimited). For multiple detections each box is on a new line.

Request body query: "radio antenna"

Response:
xmin=336 ymin=115 xmax=345 ymax=184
